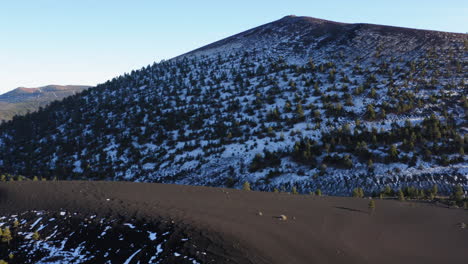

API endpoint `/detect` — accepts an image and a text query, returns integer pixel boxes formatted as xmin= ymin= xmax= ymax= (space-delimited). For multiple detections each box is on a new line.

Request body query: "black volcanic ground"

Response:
xmin=1 ymin=181 xmax=467 ymax=264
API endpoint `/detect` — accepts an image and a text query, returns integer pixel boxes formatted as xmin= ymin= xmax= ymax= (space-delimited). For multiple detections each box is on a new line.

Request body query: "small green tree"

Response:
xmin=32 ymin=176 xmax=39 ymax=181
xmin=291 ymin=186 xmax=298 ymax=195
xmin=352 ymin=187 xmax=364 ymax=198
xmin=398 ymin=189 xmax=405 ymax=201
xmin=431 ymin=184 xmax=438 ymax=196
xmin=13 ymin=220 xmax=19 ymax=228
xmin=0 ymin=259 xmax=8 ymax=264
xmin=273 ymin=188 xmax=279 ymax=193
xmin=32 ymin=231 xmax=40 ymax=240
xmin=452 ymin=184 xmax=464 ymax=202
xmin=383 ymin=185 xmax=392 ymax=197
xmin=389 ymin=145 xmax=398 ymax=161
xmin=315 ymin=189 xmax=322 ymax=196
xmin=368 ymin=200 xmax=376 ymax=212
xmin=242 ymin=181 xmax=251 ymax=191
xmin=464 ymin=201 xmax=468 ymax=210
xmin=1 ymin=228 xmax=12 ymax=244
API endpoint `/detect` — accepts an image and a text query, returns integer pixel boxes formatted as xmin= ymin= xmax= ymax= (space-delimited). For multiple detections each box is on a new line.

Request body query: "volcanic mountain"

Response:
xmin=0 ymin=16 xmax=466 ymax=195
xmin=0 ymin=85 xmax=90 ymax=121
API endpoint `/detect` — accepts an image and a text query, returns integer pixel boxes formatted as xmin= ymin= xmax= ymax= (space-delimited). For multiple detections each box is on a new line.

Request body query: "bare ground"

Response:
xmin=0 ymin=181 xmax=467 ymax=264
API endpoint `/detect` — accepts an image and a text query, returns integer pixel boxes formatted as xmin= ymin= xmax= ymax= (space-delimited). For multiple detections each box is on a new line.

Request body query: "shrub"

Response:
xmin=242 ymin=181 xmax=251 ymax=191
xmin=32 ymin=231 xmax=40 ymax=240
xmin=291 ymin=186 xmax=298 ymax=195
xmin=398 ymin=189 xmax=405 ymax=201
xmin=1 ymin=228 xmax=12 ymax=244
xmin=315 ymin=189 xmax=322 ymax=196
xmin=368 ymin=200 xmax=376 ymax=210
xmin=452 ymin=184 xmax=464 ymax=202
xmin=352 ymin=187 xmax=364 ymax=198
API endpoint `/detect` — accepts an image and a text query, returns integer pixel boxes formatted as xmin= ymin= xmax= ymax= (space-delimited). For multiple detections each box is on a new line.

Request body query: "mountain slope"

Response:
xmin=0 ymin=85 xmax=90 ymax=121
xmin=0 ymin=16 xmax=466 ymax=195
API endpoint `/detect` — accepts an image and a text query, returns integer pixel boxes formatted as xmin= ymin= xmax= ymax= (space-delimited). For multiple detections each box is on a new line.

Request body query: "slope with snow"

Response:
xmin=0 ymin=16 xmax=466 ymax=195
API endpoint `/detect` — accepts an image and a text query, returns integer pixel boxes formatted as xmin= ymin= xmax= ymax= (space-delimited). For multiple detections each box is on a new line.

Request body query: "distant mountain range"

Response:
xmin=0 ymin=85 xmax=90 ymax=121
xmin=0 ymin=16 xmax=466 ymax=195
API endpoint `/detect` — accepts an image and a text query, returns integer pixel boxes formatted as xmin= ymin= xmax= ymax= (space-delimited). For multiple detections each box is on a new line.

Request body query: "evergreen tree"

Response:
xmin=431 ymin=184 xmax=438 ymax=197
xmin=242 ymin=181 xmax=251 ymax=191
xmin=452 ymin=184 xmax=464 ymax=202
xmin=383 ymin=185 xmax=392 ymax=197
xmin=352 ymin=187 xmax=364 ymax=198
xmin=315 ymin=189 xmax=322 ymax=196
xmin=398 ymin=189 xmax=405 ymax=201
xmin=291 ymin=186 xmax=298 ymax=195
xmin=32 ymin=231 xmax=40 ymax=240
xmin=1 ymin=228 xmax=12 ymax=244
xmin=368 ymin=200 xmax=376 ymax=211
xmin=388 ymin=145 xmax=398 ymax=161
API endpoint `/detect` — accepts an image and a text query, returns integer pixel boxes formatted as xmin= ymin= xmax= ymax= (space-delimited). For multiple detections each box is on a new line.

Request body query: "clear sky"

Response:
xmin=1 ymin=0 xmax=466 ymax=93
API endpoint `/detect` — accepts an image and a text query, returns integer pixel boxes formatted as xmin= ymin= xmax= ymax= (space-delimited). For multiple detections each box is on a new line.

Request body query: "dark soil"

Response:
xmin=0 ymin=181 xmax=467 ymax=264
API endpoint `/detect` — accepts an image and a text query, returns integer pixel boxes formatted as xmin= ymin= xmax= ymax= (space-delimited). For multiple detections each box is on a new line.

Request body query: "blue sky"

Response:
xmin=0 ymin=0 xmax=466 ymax=93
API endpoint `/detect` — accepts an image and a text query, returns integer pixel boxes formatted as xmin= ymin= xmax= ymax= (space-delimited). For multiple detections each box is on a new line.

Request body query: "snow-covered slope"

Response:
xmin=0 ymin=16 xmax=466 ymax=195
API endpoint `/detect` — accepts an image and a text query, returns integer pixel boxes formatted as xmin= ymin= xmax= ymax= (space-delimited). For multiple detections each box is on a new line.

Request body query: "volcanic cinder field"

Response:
xmin=0 ymin=181 xmax=467 ymax=264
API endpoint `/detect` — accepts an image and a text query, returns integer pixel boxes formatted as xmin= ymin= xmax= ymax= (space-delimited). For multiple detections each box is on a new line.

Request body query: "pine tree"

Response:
xmin=452 ymin=184 xmax=464 ymax=202
xmin=368 ymin=200 xmax=376 ymax=211
xmin=315 ymin=189 xmax=322 ymax=196
xmin=242 ymin=181 xmax=251 ymax=191
xmin=291 ymin=186 xmax=298 ymax=195
xmin=366 ymin=104 xmax=376 ymax=120
xmin=32 ymin=231 xmax=40 ymax=240
xmin=431 ymin=184 xmax=438 ymax=197
xmin=389 ymin=145 xmax=398 ymax=161
xmin=1 ymin=228 xmax=12 ymax=244
xmin=398 ymin=189 xmax=405 ymax=201
xmin=383 ymin=185 xmax=392 ymax=197
xmin=352 ymin=187 xmax=364 ymax=198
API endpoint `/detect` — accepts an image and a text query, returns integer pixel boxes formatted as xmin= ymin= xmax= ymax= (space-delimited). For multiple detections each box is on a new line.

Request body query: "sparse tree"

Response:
xmin=242 ymin=181 xmax=251 ymax=191
xmin=32 ymin=231 xmax=40 ymax=240
xmin=368 ymin=200 xmax=376 ymax=212
xmin=352 ymin=187 xmax=364 ymax=198
xmin=291 ymin=186 xmax=298 ymax=195
xmin=398 ymin=189 xmax=405 ymax=201
xmin=1 ymin=228 xmax=12 ymax=244
xmin=452 ymin=184 xmax=464 ymax=202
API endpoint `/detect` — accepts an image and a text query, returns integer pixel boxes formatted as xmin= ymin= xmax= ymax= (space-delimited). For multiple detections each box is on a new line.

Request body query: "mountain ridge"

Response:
xmin=177 ymin=15 xmax=466 ymax=62
xmin=0 ymin=85 xmax=90 ymax=121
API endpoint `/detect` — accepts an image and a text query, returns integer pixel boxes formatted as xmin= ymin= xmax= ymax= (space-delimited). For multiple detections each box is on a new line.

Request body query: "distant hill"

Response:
xmin=0 ymin=85 xmax=90 ymax=121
